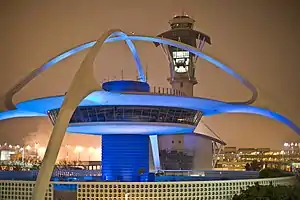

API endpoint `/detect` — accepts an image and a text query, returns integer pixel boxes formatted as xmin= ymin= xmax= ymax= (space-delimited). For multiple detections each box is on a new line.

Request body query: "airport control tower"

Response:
xmin=155 ymin=15 xmax=213 ymax=170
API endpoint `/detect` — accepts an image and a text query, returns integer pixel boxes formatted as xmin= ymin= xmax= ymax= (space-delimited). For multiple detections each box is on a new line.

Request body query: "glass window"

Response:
xmin=48 ymin=106 xmax=201 ymax=126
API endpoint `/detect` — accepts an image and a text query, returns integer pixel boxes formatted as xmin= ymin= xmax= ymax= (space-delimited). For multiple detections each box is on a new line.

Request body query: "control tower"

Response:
xmin=155 ymin=15 xmax=213 ymax=170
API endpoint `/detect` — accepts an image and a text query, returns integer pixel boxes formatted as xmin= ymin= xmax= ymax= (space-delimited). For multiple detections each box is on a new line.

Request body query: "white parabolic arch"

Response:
xmin=32 ymin=29 xmax=260 ymax=199
xmin=32 ymin=29 xmax=129 ymax=199
xmin=3 ymin=29 xmax=258 ymax=112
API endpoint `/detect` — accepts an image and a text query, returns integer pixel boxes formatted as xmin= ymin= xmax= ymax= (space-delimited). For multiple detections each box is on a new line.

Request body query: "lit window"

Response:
xmin=172 ymin=51 xmax=189 ymax=59
xmin=175 ymin=65 xmax=188 ymax=73
xmin=175 ymin=58 xmax=185 ymax=64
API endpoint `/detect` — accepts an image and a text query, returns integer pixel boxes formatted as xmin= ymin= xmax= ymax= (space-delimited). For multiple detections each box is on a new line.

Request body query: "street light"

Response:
xmin=20 ymin=147 xmax=25 ymax=165
xmin=88 ymin=147 xmax=95 ymax=161
xmin=65 ymin=145 xmax=70 ymax=161
xmin=34 ymin=143 xmax=39 ymax=161
xmin=74 ymin=146 xmax=84 ymax=161
xmin=25 ymin=145 xmax=31 ymax=151
xmin=37 ymin=147 xmax=46 ymax=159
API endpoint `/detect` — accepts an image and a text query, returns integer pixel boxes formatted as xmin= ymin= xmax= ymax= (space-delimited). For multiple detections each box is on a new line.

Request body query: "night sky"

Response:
xmin=0 ymin=0 xmax=299 ymax=150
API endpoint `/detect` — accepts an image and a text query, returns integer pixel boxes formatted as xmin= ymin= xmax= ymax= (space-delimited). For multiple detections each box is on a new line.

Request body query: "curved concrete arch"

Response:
xmin=2 ymin=41 xmax=95 ymax=110
xmin=31 ymin=30 xmax=260 ymax=199
xmin=213 ymin=105 xmax=300 ymax=134
xmin=106 ymin=35 xmax=258 ymax=105
xmin=4 ymin=33 xmax=257 ymax=112
xmin=32 ymin=29 xmax=134 ymax=199
xmin=3 ymin=33 xmax=145 ymax=111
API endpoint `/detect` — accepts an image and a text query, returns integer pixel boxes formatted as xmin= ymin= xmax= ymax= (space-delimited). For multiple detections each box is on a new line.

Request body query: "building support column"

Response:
xmin=32 ymin=29 xmax=123 ymax=200
xmin=150 ymin=135 xmax=161 ymax=171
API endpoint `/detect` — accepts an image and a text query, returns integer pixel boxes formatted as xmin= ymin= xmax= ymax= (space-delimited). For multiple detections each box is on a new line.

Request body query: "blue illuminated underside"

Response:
xmin=16 ymin=91 xmax=230 ymax=114
xmin=8 ymin=91 xmax=299 ymax=134
xmin=66 ymin=122 xmax=195 ymax=135
xmin=48 ymin=105 xmax=200 ymax=126
xmin=1 ymin=32 xmax=297 ymax=135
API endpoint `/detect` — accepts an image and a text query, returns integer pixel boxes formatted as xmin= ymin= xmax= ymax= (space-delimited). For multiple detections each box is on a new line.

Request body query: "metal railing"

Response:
xmin=151 ymin=86 xmax=186 ymax=96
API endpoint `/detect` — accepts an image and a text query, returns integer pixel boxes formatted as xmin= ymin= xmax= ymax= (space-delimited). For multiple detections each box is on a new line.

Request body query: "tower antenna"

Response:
xmin=146 ymin=64 xmax=148 ymax=81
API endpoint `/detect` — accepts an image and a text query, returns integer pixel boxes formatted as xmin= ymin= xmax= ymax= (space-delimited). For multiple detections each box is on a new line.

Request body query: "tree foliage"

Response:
xmin=259 ymin=168 xmax=292 ymax=178
xmin=232 ymin=182 xmax=300 ymax=200
xmin=245 ymin=160 xmax=263 ymax=171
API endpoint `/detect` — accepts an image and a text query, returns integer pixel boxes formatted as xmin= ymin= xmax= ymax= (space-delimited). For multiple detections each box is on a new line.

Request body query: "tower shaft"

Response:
xmin=156 ymin=15 xmax=213 ymax=170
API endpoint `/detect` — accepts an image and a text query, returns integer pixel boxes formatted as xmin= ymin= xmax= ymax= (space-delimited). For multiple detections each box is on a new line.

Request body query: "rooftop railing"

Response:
xmin=151 ymin=86 xmax=186 ymax=96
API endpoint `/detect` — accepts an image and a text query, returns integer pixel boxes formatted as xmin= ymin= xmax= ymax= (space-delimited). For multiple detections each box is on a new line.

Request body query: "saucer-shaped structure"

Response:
xmin=0 ymin=30 xmax=299 ymax=199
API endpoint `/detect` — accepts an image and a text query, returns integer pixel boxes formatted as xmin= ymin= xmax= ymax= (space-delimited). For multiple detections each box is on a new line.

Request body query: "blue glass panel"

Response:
xmin=102 ymin=134 xmax=149 ymax=182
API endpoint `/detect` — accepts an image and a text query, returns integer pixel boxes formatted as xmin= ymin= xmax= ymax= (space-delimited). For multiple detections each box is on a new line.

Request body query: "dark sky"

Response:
xmin=0 ymin=0 xmax=299 ymax=150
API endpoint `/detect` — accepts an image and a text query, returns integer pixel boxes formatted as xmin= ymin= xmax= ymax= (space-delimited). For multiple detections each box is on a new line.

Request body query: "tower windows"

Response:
xmin=180 ymin=82 xmax=183 ymax=88
xmin=173 ymin=51 xmax=189 ymax=73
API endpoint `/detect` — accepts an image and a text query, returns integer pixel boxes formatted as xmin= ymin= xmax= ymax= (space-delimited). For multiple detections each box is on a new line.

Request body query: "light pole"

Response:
xmin=75 ymin=146 xmax=84 ymax=162
xmin=65 ymin=145 xmax=70 ymax=161
xmin=25 ymin=145 xmax=31 ymax=163
xmin=19 ymin=147 xmax=25 ymax=165
xmin=34 ymin=143 xmax=39 ymax=162
xmin=88 ymin=147 xmax=95 ymax=161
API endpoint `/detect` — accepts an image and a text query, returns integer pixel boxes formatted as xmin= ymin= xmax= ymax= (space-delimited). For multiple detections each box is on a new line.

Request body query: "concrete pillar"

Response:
xmin=32 ymin=29 xmax=123 ymax=200
xmin=149 ymin=135 xmax=161 ymax=171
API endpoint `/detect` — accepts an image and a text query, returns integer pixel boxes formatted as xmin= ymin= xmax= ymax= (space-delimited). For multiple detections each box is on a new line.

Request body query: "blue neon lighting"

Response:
xmin=102 ymin=80 xmax=150 ymax=92
xmin=0 ymin=109 xmax=46 ymax=121
xmin=40 ymin=42 xmax=96 ymax=71
xmin=66 ymin=123 xmax=195 ymax=135
xmin=0 ymin=31 xmax=298 ymax=135
xmin=15 ymin=91 xmax=227 ymax=114
xmin=10 ymin=91 xmax=299 ymax=134
xmin=6 ymin=33 xmax=255 ymax=108
xmin=214 ymin=105 xmax=300 ymax=134
xmin=102 ymin=134 xmax=149 ymax=181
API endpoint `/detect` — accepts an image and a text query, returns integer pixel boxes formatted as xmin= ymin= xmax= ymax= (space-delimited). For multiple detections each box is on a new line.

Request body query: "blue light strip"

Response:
xmin=1 ymin=31 xmax=298 ymax=135
xmin=149 ymin=135 xmax=161 ymax=171
xmin=10 ymin=91 xmax=300 ymax=134
xmin=40 ymin=35 xmax=255 ymax=104
xmin=3 ymin=33 xmax=145 ymax=111
xmin=215 ymin=105 xmax=300 ymax=134
xmin=40 ymin=41 xmax=96 ymax=71
xmin=0 ymin=110 xmax=46 ymax=121
xmin=107 ymin=32 xmax=145 ymax=81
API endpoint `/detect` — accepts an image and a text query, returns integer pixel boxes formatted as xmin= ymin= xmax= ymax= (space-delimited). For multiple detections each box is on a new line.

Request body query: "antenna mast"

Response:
xmin=146 ymin=64 xmax=148 ymax=81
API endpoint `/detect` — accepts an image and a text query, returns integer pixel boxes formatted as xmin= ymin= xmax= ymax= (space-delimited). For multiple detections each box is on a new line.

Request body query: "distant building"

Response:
xmin=217 ymin=146 xmax=300 ymax=171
